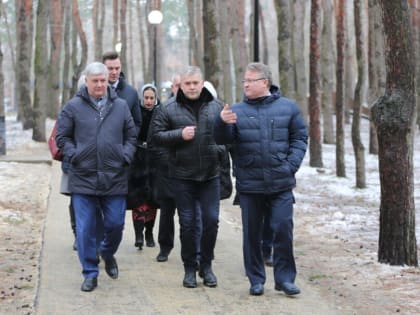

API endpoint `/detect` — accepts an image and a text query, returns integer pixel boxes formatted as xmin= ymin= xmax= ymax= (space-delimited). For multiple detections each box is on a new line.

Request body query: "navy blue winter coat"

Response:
xmin=213 ymin=85 xmax=308 ymax=194
xmin=56 ymin=86 xmax=137 ymax=196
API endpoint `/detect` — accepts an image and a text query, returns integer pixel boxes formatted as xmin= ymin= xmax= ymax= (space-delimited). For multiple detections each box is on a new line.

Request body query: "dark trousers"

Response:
xmin=262 ymin=209 xmax=273 ymax=254
xmin=173 ymin=177 xmax=220 ymax=272
xmin=72 ymin=194 xmax=126 ymax=279
xmin=157 ymin=197 xmax=177 ymax=253
xmin=239 ymin=191 xmax=296 ymax=286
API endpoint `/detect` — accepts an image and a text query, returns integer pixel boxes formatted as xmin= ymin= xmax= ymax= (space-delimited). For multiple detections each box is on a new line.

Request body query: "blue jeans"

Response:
xmin=240 ymin=191 xmax=296 ymax=286
xmin=72 ymin=194 xmax=126 ymax=279
xmin=173 ymin=177 xmax=220 ymax=272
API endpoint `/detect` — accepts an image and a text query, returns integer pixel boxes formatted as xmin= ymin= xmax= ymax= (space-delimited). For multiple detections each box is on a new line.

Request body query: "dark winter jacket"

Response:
xmin=153 ymin=88 xmax=224 ymax=182
xmin=213 ymin=85 xmax=308 ymax=194
xmin=56 ymin=86 xmax=137 ymax=196
xmin=115 ymin=72 xmax=142 ymax=133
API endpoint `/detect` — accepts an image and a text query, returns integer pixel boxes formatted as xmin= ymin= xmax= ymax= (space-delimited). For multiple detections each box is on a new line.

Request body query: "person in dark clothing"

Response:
xmin=127 ymin=84 xmax=160 ymax=250
xmin=56 ymin=62 xmax=137 ymax=292
xmin=153 ymin=66 xmax=224 ymax=289
xmin=213 ymin=62 xmax=308 ymax=296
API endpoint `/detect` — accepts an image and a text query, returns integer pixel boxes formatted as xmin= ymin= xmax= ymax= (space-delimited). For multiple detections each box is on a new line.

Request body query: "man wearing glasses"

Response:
xmin=213 ymin=62 xmax=308 ymax=296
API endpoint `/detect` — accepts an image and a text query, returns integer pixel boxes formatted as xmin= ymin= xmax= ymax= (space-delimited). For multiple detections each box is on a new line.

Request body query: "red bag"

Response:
xmin=48 ymin=121 xmax=63 ymax=161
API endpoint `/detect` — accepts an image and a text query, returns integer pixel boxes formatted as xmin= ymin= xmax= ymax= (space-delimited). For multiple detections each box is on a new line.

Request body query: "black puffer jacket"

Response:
xmin=56 ymin=86 xmax=137 ymax=196
xmin=153 ymin=88 xmax=224 ymax=181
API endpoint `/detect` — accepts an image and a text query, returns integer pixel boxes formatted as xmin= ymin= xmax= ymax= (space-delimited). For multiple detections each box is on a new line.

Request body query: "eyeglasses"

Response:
xmin=241 ymin=78 xmax=266 ymax=84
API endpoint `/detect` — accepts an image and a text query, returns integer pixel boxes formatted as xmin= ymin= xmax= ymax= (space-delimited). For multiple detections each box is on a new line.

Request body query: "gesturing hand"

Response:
xmin=182 ymin=126 xmax=196 ymax=140
xmin=220 ymin=104 xmax=237 ymax=124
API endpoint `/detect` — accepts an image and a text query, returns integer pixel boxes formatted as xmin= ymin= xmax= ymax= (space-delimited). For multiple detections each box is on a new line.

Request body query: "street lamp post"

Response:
xmin=147 ymin=10 xmax=163 ymax=86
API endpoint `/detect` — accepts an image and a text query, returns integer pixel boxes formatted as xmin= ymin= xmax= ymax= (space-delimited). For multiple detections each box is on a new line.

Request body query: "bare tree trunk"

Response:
xmin=119 ymin=0 xmax=128 ymax=75
xmin=352 ymin=0 xmax=366 ymax=188
xmin=0 ymin=26 xmax=5 ymax=155
xmin=15 ymin=0 xmax=34 ymax=129
xmin=61 ymin=0 xmax=71 ymax=104
xmin=259 ymin=2 xmax=269 ymax=66
xmin=321 ymin=0 xmax=335 ymax=144
xmin=92 ymin=0 xmax=105 ymax=61
xmin=231 ymin=0 xmax=247 ymax=102
xmin=203 ymin=0 xmax=221 ymax=90
xmin=32 ymin=0 xmax=49 ymax=142
xmin=0 ymin=1 xmax=15 ymax=72
xmin=136 ymin=0 xmax=146 ymax=81
xmin=293 ymin=0 xmax=308 ymax=122
xmin=128 ymin=0 xmax=134 ymax=86
xmin=344 ymin=1 xmax=355 ymax=124
xmin=113 ymin=0 xmax=119 ymax=49
xmin=409 ymin=0 xmax=420 ymax=128
xmin=309 ymin=0 xmax=323 ymax=167
xmin=186 ymin=0 xmax=199 ymax=66
xmin=220 ymin=0 xmax=233 ymax=104
xmin=372 ymin=0 xmax=418 ymax=267
xmin=70 ymin=0 xmax=87 ymax=97
xmin=367 ymin=0 xmax=384 ymax=155
xmin=275 ymin=0 xmax=294 ymax=97
xmin=48 ymin=0 xmax=63 ymax=118
xmin=335 ymin=0 xmax=346 ymax=177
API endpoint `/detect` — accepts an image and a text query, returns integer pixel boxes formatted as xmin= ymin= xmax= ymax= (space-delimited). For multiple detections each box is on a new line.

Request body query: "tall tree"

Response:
xmin=202 ymin=0 xmax=220 ymax=90
xmin=32 ymin=0 xmax=49 ymax=141
xmin=367 ymin=0 xmax=384 ymax=155
xmin=220 ymin=0 xmax=233 ymax=104
xmin=186 ymin=0 xmax=201 ymax=67
xmin=136 ymin=0 xmax=146 ymax=80
xmin=274 ymin=0 xmax=294 ymax=97
xmin=335 ymin=0 xmax=346 ymax=177
xmin=92 ymin=0 xmax=105 ymax=61
xmin=70 ymin=0 xmax=87 ymax=97
xmin=119 ymin=0 xmax=128 ymax=74
xmin=15 ymin=0 xmax=34 ymax=129
xmin=113 ymin=0 xmax=119 ymax=49
xmin=293 ymin=0 xmax=308 ymax=121
xmin=371 ymin=0 xmax=418 ymax=266
xmin=230 ymin=0 xmax=248 ymax=102
xmin=308 ymin=0 xmax=323 ymax=167
xmin=321 ymin=0 xmax=335 ymax=144
xmin=61 ymin=0 xmax=71 ymax=104
xmin=352 ymin=0 xmax=366 ymax=188
xmin=0 ymin=4 xmax=5 ymax=155
xmin=48 ymin=0 xmax=63 ymax=118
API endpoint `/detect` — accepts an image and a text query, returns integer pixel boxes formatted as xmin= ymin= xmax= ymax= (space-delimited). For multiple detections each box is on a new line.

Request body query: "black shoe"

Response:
xmin=103 ymin=256 xmax=118 ymax=279
xmin=135 ymin=233 xmax=144 ymax=250
xmin=81 ymin=277 xmax=97 ymax=292
xmin=275 ymin=282 xmax=301 ymax=295
xmin=156 ymin=251 xmax=169 ymax=262
xmin=249 ymin=283 xmax=264 ymax=296
xmin=263 ymin=253 xmax=273 ymax=267
xmin=73 ymin=239 xmax=77 ymax=251
xmin=183 ymin=271 xmax=197 ymax=288
xmin=145 ymin=232 xmax=155 ymax=247
xmin=198 ymin=266 xmax=217 ymax=287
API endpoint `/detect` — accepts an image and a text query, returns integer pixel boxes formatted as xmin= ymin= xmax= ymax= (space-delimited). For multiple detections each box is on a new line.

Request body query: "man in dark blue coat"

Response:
xmin=213 ymin=62 xmax=308 ymax=296
xmin=56 ymin=62 xmax=137 ymax=292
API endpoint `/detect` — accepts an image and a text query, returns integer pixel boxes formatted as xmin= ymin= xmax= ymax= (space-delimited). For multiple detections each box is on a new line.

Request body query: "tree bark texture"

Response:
xmin=48 ymin=0 xmax=63 ymax=118
xmin=220 ymin=1 xmax=232 ymax=104
xmin=352 ymin=0 xmax=366 ymax=188
xmin=32 ymin=0 xmax=49 ymax=142
xmin=0 ymin=35 xmax=5 ymax=155
xmin=309 ymin=0 xmax=323 ymax=167
xmin=15 ymin=0 xmax=34 ymax=129
xmin=119 ymin=0 xmax=128 ymax=77
xmin=113 ymin=0 xmax=119 ymax=49
xmin=61 ymin=0 xmax=71 ymax=105
xmin=136 ymin=0 xmax=146 ymax=81
xmin=275 ymin=0 xmax=294 ymax=98
xmin=203 ymin=0 xmax=221 ymax=91
xmin=259 ymin=3 xmax=269 ymax=66
xmin=372 ymin=0 xmax=418 ymax=267
xmin=335 ymin=0 xmax=346 ymax=177
xmin=321 ymin=0 xmax=336 ymax=145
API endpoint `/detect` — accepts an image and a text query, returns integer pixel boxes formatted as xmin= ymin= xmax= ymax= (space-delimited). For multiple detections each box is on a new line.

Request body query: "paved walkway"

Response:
xmin=35 ymin=162 xmax=341 ymax=315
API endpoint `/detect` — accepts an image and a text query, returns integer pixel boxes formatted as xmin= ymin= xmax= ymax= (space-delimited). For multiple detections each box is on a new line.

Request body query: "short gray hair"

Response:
xmin=247 ymin=62 xmax=272 ymax=86
xmin=180 ymin=66 xmax=203 ymax=80
xmin=84 ymin=62 xmax=108 ymax=77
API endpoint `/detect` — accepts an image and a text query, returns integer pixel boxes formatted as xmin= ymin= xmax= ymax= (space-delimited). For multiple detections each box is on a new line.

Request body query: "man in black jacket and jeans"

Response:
xmin=153 ymin=66 xmax=223 ymax=288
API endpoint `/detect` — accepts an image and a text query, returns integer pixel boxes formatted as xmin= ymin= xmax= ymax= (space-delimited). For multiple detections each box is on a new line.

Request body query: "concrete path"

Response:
xmin=35 ymin=162 xmax=342 ymax=315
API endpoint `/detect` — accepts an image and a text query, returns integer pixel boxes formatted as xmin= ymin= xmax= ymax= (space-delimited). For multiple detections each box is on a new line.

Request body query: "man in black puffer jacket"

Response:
xmin=153 ymin=66 xmax=223 ymax=289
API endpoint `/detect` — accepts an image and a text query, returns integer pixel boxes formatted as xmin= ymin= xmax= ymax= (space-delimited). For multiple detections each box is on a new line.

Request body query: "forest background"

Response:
xmin=0 ymin=0 xmax=418 ymax=282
